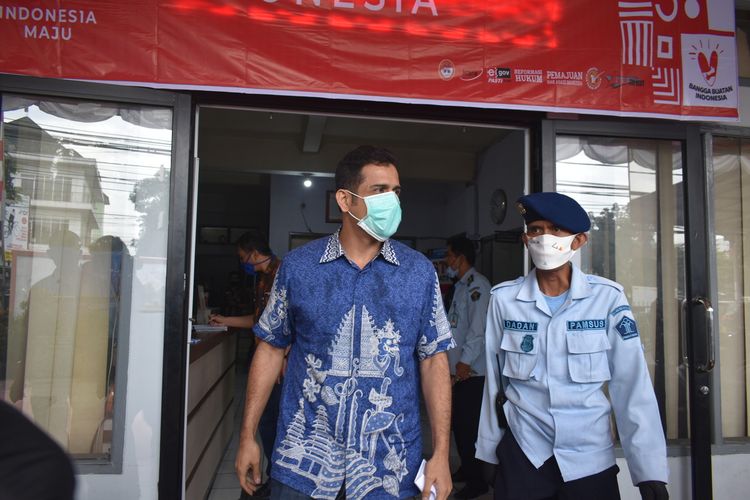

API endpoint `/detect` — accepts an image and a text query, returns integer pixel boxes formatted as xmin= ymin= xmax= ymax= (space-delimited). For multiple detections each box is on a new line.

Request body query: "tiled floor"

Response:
xmin=207 ymin=364 xmax=493 ymax=500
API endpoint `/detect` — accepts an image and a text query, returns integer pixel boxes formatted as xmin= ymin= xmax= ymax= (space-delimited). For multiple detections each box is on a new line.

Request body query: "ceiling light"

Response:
xmin=302 ymin=173 xmax=313 ymax=188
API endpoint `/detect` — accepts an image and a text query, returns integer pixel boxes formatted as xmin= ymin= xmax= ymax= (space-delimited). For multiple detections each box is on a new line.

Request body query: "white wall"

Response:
xmin=268 ymin=173 xmax=469 ymax=257
xmin=269 ymin=176 xmax=491 ymax=257
xmin=268 ymin=132 xmax=527 ymax=258
xmin=269 ymin=175 xmax=467 ymax=256
xmin=476 ymin=130 xmax=528 ymax=237
xmin=269 ymin=175 xmax=341 ymax=257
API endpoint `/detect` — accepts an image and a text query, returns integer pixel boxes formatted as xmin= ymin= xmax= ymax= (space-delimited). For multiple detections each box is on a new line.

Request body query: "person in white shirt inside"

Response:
xmin=476 ymin=192 xmax=668 ymax=500
xmin=444 ymin=235 xmax=491 ymax=499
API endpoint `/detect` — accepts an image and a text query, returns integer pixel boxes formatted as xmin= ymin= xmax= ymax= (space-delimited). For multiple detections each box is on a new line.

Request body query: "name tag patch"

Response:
xmin=616 ymin=317 xmax=639 ymax=340
xmin=567 ymin=319 xmax=606 ymax=331
xmin=503 ymin=320 xmax=538 ymax=332
xmin=449 ymin=311 xmax=459 ymax=328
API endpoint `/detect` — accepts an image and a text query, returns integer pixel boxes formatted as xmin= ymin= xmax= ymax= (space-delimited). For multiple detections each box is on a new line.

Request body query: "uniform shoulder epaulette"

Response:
xmin=474 ymin=272 xmax=491 ymax=289
xmin=491 ymin=276 xmax=524 ymax=293
xmin=586 ymin=274 xmax=624 ymax=292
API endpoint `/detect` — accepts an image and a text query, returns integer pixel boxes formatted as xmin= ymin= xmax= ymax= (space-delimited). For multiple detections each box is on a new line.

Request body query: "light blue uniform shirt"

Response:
xmin=476 ymin=264 xmax=668 ymax=485
xmin=446 ymin=268 xmax=490 ymax=376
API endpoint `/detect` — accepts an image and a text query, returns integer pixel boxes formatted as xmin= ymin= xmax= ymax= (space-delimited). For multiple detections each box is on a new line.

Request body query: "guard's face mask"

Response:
xmin=344 ymin=190 xmax=402 ymax=242
xmin=526 ymin=233 xmax=577 ymax=270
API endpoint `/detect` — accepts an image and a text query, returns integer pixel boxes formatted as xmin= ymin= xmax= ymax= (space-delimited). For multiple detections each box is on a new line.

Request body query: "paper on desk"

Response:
xmin=192 ymin=324 xmax=228 ymax=333
xmin=413 ymin=459 xmax=437 ymax=500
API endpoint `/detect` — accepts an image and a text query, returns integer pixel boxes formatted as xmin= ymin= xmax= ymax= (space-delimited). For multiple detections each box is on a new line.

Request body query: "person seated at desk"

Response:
xmin=210 ymin=231 xmax=281 ymax=500
xmin=210 ymin=232 xmax=279 ymax=332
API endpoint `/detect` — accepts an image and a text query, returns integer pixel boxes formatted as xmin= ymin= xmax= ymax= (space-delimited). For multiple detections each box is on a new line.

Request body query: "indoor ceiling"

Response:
xmin=197 ymin=106 xmax=516 ymax=185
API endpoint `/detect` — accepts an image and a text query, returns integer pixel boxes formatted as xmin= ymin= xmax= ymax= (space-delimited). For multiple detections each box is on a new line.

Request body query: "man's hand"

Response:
xmin=235 ymin=341 xmax=286 ymax=493
xmin=455 ymin=362 xmax=472 ymax=382
xmin=422 ymin=454 xmax=452 ymax=500
xmin=419 ymin=352 xmax=452 ymax=500
xmin=235 ymin=435 xmax=263 ymax=495
xmin=638 ymin=481 xmax=668 ymax=500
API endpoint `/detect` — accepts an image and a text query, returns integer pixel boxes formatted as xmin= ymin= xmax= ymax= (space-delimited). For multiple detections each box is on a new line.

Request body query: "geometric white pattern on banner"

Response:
xmin=657 ymin=35 xmax=673 ymax=59
xmin=652 ymin=67 xmax=681 ymax=104
xmin=620 ymin=20 xmax=654 ymax=66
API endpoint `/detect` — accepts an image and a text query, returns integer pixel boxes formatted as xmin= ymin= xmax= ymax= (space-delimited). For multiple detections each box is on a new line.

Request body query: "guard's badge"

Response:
xmin=521 ymin=334 xmax=534 ymax=352
xmin=616 ymin=316 xmax=639 ymax=340
xmin=516 ymin=202 xmax=526 ymax=215
xmin=470 ymin=290 xmax=481 ymax=302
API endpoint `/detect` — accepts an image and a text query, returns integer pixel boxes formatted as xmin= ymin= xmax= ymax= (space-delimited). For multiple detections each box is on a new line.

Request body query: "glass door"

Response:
xmin=544 ymin=123 xmax=714 ymax=499
xmin=0 ymin=75 xmax=191 ymax=500
xmin=555 ymin=135 xmax=686 ymax=439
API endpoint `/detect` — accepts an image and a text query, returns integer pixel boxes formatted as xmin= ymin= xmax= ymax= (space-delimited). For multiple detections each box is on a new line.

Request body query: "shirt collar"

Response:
xmin=319 ymin=230 xmax=400 ymax=266
xmin=517 ymin=263 xmax=591 ymax=314
xmin=457 ymin=267 xmax=476 ymax=285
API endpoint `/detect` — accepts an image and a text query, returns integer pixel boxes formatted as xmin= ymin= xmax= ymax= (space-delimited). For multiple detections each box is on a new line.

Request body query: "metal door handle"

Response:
xmin=692 ymin=297 xmax=714 ymax=373
xmin=680 ymin=299 xmax=688 ymax=365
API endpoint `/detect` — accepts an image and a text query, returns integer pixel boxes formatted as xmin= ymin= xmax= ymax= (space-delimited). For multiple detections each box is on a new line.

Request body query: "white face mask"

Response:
xmin=526 ymin=233 xmax=578 ymax=270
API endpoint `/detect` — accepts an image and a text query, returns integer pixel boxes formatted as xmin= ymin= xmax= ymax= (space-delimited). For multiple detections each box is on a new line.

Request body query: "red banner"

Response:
xmin=0 ymin=1 xmax=739 ymax=120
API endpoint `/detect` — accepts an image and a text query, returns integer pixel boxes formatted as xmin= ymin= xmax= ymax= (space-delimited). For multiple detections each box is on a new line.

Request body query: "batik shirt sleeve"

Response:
xmin=252 ymin=260 xmax=292 ymax=348
xmin=416 ymin=271 xmax=455 ymax=360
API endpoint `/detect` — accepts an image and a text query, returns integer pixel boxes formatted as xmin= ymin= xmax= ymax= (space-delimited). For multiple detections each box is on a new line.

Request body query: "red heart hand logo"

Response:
xmin=698 ymin=52 xmax=711 ymax=73
xmin=698 ymin=50 xmax=718 ymax=86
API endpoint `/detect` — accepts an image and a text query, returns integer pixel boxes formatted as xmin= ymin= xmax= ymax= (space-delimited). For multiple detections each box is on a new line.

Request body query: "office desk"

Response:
xmin=186 ymin=328 xmax=237 ymax=500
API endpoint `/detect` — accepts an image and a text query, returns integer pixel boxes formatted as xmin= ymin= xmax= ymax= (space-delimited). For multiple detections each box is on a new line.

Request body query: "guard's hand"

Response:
xmin=638 ymin=481 xmax=668 ymax=500
xmin=235 ymin=435 xmax=263 ymax=495
xmin=455 ymin=362 xmax=472 ymax=382
xmin=423 ymin=455 xmax=452 ymax=500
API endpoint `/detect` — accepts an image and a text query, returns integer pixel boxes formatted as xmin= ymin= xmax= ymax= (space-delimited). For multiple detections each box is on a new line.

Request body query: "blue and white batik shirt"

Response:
xmin=254 ymin=231 xmax=455 ymax=499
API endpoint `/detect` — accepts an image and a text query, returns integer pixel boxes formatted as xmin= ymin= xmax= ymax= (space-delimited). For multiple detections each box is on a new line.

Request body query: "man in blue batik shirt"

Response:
xmin=236 ymin=146 xmax=455 ymax=500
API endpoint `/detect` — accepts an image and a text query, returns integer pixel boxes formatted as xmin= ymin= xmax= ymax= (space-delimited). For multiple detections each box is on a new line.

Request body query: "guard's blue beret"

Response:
xmin=516 ymin=192 xmax=591 ymax=233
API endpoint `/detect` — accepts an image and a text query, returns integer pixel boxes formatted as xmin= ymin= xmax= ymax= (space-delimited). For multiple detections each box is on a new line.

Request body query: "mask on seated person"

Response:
xmin=241 ymin=255 xmax=271 ymax=277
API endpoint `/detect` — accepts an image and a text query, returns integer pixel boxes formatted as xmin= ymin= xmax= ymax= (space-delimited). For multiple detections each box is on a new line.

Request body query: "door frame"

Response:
xmin=541 ymin=118 xmax=714 ymax=500
xmin=0 ymin=74 xmax=193 ymax=498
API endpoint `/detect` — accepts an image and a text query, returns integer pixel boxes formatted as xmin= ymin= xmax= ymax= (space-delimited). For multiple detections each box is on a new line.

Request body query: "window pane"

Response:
xmin=556 ymin=135 xmax=687 ymax=440
xmin=712 ymin=136 xmax=750 ymax=438
xmin=0 ymin=95 xmax=173 ymax=460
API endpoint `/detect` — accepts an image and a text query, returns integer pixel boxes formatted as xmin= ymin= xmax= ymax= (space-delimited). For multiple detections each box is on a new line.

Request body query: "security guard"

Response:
xmin=445 ymin=235 xmax=491 ymax=499
xmin=475 ymin=192 xmax=668 ymax=500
